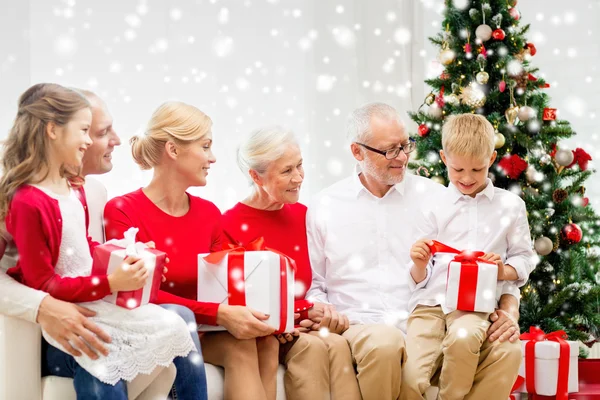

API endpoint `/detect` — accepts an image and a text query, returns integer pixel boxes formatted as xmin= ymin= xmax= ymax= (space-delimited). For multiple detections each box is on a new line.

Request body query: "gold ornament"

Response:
xmin=425 ymin=93 xmax=436 ymax=105
xmin=476 ymin=71 xmax=490 ymax=84
xmin=431 ymin=176 xmax=446 ymax=185
xmin=494 ymin=132 xmax=505 ymax=149
xmin=505 ymin=105 xmax=519 ymax=125
xmin=460 ymin=82 xmax=486 ymax=108
xmin=439 ymin=49 xmax=456 ymax=65
xmin=445 ymin=93 xmax=460 ymax=106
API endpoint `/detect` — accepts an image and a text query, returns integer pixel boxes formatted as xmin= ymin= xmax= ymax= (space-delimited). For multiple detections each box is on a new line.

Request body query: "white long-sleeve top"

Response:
xmin=0 ymin=178 xmax=107 ymax=323
xmin=407 ymin=179 xmax=536 ymax=314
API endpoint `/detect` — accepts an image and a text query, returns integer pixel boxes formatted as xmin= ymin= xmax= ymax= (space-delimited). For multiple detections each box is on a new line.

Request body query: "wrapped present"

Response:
xmin=429 ymin=240 xmax=498 ymax=313
xmin=92 ymin=227 xmax=165 ymax=309
xmin=509 ymin=375 xmax=525 ymax=400
xmin=517 ymin=327 xmax=579 ymax=399
xmin=197 ymin=238 xmax=295 ymax=334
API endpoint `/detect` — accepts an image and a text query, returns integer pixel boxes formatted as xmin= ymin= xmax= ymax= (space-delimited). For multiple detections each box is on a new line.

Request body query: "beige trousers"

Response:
xmin=342 ymin=324 xmax=407 ymax=400
xmin=283 ymin=331 xmax=362 ymax=400
xmin=401 ymin=305 xmax=521 ymax=400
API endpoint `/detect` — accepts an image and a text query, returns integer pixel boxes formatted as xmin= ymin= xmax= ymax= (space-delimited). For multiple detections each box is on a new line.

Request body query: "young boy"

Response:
xmin=401 ymin=114 xmax=535 ymax=400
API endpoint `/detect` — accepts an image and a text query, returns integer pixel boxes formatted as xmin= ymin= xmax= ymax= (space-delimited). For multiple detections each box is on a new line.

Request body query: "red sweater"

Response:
xmin=221 ymin=202 xmax=312 ymax=307
xmin=104 ymin=188 xmax=222 ymax=325
xmin=6 ymin=185 xmax=112 ymax=302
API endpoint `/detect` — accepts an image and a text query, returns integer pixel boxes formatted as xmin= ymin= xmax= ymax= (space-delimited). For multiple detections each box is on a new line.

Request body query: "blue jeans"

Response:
xmin=44 ymin=343 xmax=128 ymax=400
xmin=160 ymin=304 xmax=208 ymax=400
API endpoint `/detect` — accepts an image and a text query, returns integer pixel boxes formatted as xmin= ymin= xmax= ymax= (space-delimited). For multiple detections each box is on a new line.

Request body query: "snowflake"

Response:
xmin=393 ymin=27 xmax=411 ymax=45
xmin=327 ymin=159 xmax=344 ymax=176
xmin=218 ymin=8 xmax=229 ymax=24
xmin=332 ymin=26 xmax=356 ymax=48
xmin=316 ymin=74 xmax=336 ymax=92
xmin=213 ymin=36 xmax=234 ymax=57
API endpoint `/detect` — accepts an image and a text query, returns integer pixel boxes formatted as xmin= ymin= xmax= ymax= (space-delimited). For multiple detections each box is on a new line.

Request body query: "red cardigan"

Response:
xmin=221 ymin=202 xmax=313 ymax=314
xmin=6 ymin=185 xmax=112 ymax=302
xmin=104 ymin=188 xmax=222 ymax=325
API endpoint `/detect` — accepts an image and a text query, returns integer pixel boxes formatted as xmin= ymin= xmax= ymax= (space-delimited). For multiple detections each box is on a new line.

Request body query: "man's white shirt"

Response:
xmin=407 ymin=179 xmax=536 ymax=314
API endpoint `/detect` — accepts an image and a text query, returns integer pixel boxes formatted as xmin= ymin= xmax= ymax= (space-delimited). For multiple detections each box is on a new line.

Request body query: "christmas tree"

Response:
xmin=409 ymin=0 xmax=600 ymax=344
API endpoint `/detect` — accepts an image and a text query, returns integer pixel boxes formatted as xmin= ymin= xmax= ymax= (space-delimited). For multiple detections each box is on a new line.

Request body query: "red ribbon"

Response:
xmin=520 ymin=327 xmax=570 ymax=400
xmin=509 ymin=375 xmax=525 ymax=400
xmin=428 ymin=240 xmax=495 ymax=311
xmin=203 ymin=237 xmax=296 ymax=334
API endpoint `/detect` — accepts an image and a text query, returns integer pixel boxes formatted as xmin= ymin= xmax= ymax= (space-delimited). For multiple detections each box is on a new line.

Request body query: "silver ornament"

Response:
xmin=476 ymin=71 xmax=490 ymax=84
xmin=445 ymin=93 xmax=460 ymax=106
xmin=475 ymin=24 xmax=493 ymax=42
xmin=555 ymin=148 xmax=575 ymax=166
xmin=534 ymin=236 xmax=553 ymax=256
xmin=540 ymin=154 xmax=552 ymax=165
xmin=428 ymin=103 xmax=443 ymax=119
xmin=518 ymin=106 xmax=535 ymax=122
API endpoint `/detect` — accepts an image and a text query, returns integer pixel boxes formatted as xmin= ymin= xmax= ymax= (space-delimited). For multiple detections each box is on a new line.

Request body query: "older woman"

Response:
xmin=221 ymin=126 xmax=361 ymax=400
xmin=103 ymin=101 xmax=280 ymax=400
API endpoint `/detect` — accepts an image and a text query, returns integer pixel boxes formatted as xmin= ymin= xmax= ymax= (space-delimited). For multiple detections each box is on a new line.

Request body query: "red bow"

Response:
xmin=519 ymin=327 xmax=570 ymax=400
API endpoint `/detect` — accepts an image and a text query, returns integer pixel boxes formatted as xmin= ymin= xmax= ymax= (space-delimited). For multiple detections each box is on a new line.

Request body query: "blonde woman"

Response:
xmin=104 ymin=101 xmax=281 ymax=400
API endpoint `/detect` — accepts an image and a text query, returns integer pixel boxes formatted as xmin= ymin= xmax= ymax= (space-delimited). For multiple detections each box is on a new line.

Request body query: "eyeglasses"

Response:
xmin=355 ymin=138 xmax=416 ymax=160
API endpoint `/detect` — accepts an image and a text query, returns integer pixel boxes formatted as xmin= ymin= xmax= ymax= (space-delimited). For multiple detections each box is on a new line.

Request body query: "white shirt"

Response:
xmin=306 ymin=169 xmax=447 ymax=332
xmin=0 ymin=179 xmax=107 ymax=323
xmin=408 ymin=179 xmax=536 ymax=314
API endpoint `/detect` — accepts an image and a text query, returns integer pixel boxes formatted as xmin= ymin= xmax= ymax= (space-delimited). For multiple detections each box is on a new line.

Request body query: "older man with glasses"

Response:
xmin=303 ymin=102 xmax=522 ymax=400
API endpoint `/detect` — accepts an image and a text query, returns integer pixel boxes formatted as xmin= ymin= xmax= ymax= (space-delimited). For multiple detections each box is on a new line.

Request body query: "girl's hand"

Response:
xmin=107 ymin=257 xmax=148 ymax=292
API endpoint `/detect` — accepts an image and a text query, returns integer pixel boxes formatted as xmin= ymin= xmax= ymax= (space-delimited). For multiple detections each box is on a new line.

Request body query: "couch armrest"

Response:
xmin=0 ymin=314 xmax=42 ymax=400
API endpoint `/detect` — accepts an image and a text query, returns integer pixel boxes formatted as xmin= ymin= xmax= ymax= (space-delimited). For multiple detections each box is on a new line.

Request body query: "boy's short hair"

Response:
xmin=441 ymin=114 xmax=495 ymax=159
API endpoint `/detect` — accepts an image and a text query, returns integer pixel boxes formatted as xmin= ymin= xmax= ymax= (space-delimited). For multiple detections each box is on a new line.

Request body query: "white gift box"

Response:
xmin=445 ymin=259 xmax=498 ymax=313
xmin=518 ymin=340 xmax=579 ymax=395
xmin=92 ymin=228 xmax=165 ymax=309
xmin=197 ymin=250 xmax=295 ymax=333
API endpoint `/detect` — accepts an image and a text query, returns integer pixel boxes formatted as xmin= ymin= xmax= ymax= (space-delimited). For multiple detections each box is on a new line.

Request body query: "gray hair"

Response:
xmin=237 ymin=125 xmax=299 ymax=185
xmin=346 ymin=102 xmax=403 ymax=143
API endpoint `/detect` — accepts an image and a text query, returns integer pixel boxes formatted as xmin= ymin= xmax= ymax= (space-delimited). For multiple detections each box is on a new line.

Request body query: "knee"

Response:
xmin=445 ymin=322 xmax=488 ymax=354
xmin=223 ymin=338 xmax=260 ymax=365
xmin=491 ymin=339 xmax=522 ymax=369
xmin=257 ymin=335 xmax=279 ymax=356
xmin=295 ymin=334 xmax=329 ymax=360
xmin=162 ymin=304 xmax=196 ymax=326
xmin=359 ymin=326 xmax=405 ymax=363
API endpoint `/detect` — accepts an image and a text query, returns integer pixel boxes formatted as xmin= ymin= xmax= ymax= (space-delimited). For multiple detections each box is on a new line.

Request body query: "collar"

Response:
xmin=448 ymin=178 xmax=495 ymax=203
xmin=351 ymin=164 xmax=407 ymax=199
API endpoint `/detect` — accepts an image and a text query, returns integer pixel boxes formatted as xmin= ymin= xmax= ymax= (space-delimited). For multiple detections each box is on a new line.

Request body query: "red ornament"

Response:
xmin=526 ymin=42 xmax=537 ymax=56
xmin=478 ymin=44 xmax=487 ymax=59
xmin=582 ymin=197 xmax=590 ymax=207
xmin=528 ymin=73 xmax=538 ymax=81
xmin=561 ymin=223 xmax=583 ymax=244
xmin=464 ymin=42 xmax=472 ymax=54
xmin=499 ymin=80 xmax=506 ymax=92
xmin=418 ymin=124 xmax=430 ymax=137
xmin=436 ymin=86 xmax=445 ymax=108
xmin=492 ymin=29 xmax=506 ymax=40
xmin=543 ymin=108 xmax=557 ymax=121
xmin=498 ymin=154 xmax=528 ymax=180
xmin=568 ymin=148 xmax=592 ymax=171
xmin=440 ymin=71 xmax=450 ymax=80
xmin=549 ymin=143 xmax=557 ymax=157
xmin=509 ymin=7 xmax=520 ymax=20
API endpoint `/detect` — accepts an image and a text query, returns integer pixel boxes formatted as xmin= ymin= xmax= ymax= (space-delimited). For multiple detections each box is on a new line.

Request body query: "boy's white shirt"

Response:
xmin=408 ymin=178 xmax=536 ymax=314
xmin=0 ymin=178 xmax=107 ymax=323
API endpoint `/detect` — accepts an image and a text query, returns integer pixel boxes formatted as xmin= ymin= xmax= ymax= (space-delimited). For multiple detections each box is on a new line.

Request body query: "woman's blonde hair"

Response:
xmin=130 ymin=101 xmax=212 ymax=170
xmin=0 ymin=83 xmax=90 ymax=222
xmin=441 ymin=114 xmax=495 ymax=159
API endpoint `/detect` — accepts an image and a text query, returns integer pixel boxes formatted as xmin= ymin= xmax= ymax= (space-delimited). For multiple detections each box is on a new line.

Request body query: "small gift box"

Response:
xmin=517 ymin=327 xmax=579 ymax=398
xmin=197 ymin=238 xmax=295 ymax=334
xmin=429 ymin=240 xmax=498 ymax=313
xmin=92 ymin=227 xmax=165 ymax=309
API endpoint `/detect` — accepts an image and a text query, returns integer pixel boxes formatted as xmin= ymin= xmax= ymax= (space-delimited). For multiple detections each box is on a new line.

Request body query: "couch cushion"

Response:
xmin=41 ymin=376 xmax=76 ymax=400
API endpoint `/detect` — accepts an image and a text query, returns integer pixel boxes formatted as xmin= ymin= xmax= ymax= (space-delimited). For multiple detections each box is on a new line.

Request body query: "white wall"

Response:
xmin=0 ymin=0 xmax=597 ymax=212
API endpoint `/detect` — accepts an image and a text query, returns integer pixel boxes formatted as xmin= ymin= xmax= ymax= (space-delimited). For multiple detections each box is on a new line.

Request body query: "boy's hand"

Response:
xmin=481 ymin=253 xmax=518 ymax=281
xmin=410 ymin=239 xmax=433 ymax=270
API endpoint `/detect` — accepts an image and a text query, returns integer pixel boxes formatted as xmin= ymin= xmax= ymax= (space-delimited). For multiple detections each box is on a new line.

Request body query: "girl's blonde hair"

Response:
xmin=441 ymin=114 xmax=495 ymax=159
xmin=0 ymin=83 xmax=90 ymax=222
xmin=130 ymin=101 xmax=212 ymax=170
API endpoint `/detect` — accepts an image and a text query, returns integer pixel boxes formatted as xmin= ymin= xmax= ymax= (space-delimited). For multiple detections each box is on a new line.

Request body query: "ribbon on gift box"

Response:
xmin=203 ymin=237 xmax=297 ymax=334
xmin=428 ymin=240 xmax=496 ymax=311
xmin=508 ymin=375 xmax=525 ymax=400
xmin=520 ymin=326 xmax=570 ymax=400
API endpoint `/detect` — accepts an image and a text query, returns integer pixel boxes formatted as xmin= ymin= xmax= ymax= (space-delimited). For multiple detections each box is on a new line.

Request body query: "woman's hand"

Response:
xmin=216 ymin=305 xmax=275 ymax=340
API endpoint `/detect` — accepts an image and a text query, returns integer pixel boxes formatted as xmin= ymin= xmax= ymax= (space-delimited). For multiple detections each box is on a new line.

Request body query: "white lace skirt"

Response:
xmin=43 ymin=301 xmax=195 ymax=385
